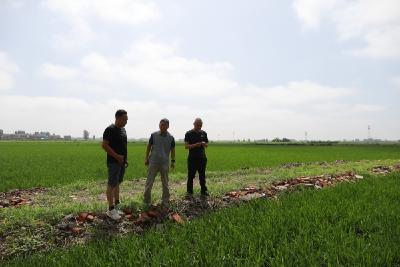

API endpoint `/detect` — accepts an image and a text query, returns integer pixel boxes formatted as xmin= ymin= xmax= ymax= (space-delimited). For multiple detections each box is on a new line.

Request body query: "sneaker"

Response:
xmin=115 ymin=209 xmax=124 ymax=215
xmin=106 ymin=209 xmax=121 ymax=220
xmin=114 ymin=202 xmax=125 ymax=215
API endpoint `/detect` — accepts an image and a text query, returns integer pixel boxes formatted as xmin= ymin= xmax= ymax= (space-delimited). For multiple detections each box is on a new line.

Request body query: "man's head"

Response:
xmin=159 ymin=118 xmax=169 ymax=133
xmin=115 ymin=109 xmax=128 ymax=128
xmin=193 ymin=118 xmax=203 ymax=131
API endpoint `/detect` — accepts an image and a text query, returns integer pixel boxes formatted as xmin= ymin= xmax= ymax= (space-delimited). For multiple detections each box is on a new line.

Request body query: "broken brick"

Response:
xmin=170 ymin=213 xmax=184 ymax=224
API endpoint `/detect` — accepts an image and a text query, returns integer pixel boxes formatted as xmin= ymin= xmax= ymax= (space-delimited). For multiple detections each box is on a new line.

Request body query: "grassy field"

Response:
xmin=1 ymin=141 xmax=400 ymax=191
xmin=5 ymin=172 xmax=400 ymax=266
xmin=1 ymin=142 xmax=399 ymax=265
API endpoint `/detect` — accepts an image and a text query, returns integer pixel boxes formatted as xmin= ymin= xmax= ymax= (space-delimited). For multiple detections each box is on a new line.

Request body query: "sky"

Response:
xmin=0 ymin=0 xmax=399 ymax=141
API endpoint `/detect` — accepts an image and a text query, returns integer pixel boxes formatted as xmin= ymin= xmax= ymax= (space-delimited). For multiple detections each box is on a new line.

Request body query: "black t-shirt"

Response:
xmin=184 ymin=129 xmax=208 ymax=159
xmin=103 ymin=124 xmax=127 ymax=164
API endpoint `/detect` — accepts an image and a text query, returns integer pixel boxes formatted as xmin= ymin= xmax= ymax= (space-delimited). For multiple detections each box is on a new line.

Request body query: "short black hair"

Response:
xmin=115 ymin=109 xmax=127 ymax=118
xmin=160 ymin=118 xmax=169 ymax=125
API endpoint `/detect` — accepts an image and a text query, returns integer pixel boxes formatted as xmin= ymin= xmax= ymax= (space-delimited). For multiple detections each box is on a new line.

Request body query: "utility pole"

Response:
xmin=368 ymin=125 xmax=371 ymax=139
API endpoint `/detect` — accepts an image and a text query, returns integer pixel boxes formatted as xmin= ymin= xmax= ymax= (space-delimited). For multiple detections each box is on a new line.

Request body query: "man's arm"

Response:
xmin=102 ymin=140 xmax=124 ymax=164
xmin=145 ymin=143 xmax=152 ymax=166
xmin=185 ymin=142 xmax=202 ymax=149
xmin=170 ymin=147 xmax=176 ymax=168
xmin=202 ymin=132 xmax=209 ymax=148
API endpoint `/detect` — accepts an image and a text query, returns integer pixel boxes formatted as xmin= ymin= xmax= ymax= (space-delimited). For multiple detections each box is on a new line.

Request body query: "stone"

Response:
xmin=77 ymin=212 xmax=88 ymax=222
xmin=57 ymin=223 xmax=69 ymax=230
xmin=241 ymin=193 xmax=265 ymax=201
xmin=276 ymin=185 xmax=288 ymax=191
xmin=86 ymin=215 xmax=95 ymax=222
xmin=71 ymin=227 xmax=84 ymax=234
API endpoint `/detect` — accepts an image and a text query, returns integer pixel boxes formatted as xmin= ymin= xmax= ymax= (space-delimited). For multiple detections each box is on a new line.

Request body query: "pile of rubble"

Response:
xmin=55 ymin=206 xmax=186 ymax=239
xmin=370 ymin=164 xmax=400 ymax=175
xmin=222 ymin=171 xmax=364 ymax=203
xmin=280 ymin=159 xmax=348 ymax=169
xmin=54 ymin=171 xmax=366 ymax=239
xmin=0 ymin=187 xmax=47 ymax=209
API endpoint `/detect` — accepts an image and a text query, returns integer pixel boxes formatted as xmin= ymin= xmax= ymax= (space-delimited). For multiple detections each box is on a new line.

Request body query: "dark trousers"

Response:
xmin=187 ymin=157 xmax=207 ymax=194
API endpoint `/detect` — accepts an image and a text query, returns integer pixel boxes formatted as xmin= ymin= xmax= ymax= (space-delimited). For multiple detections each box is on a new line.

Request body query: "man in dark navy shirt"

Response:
xmin=184 ymin=118 xmax=209 ymax=196
xmin=102 ymin=109 xmax=128 ymax=220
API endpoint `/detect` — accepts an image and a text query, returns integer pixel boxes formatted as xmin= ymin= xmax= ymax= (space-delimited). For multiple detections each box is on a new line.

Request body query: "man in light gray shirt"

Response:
xmin=144 ymin=118 xmax=176 ymax=211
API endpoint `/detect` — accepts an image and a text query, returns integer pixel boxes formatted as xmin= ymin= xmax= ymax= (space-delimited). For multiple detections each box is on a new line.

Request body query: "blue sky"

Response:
xmin=0 ymin=0 xmax=399 ymax=140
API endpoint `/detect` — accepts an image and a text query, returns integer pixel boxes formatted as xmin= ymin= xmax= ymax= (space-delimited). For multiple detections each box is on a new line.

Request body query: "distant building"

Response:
xmin=64 ymin=135 xmax=72 ymax=141
xmin=49 ymin=133 xmax=61 ymax=140
xmin=0 ymin=130 xmax=68 ymax=141
xmin=30 ymin=131 xmax=50 ymax=140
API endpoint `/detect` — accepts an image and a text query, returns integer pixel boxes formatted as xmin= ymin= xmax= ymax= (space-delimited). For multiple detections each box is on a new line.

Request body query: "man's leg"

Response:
xmin=114 ymin=165 xmax=125 ymax=206
xmin=106 ymin=163 xmax=122 ymax=220
xmin=199 ymin=158 xmax=208 ymax=194
xmin=107 ymin=163 xmax=121 ymax=210
xmin=187 ymin=158 xmax=196 ymax=194
xmin=144 ymin=164 xmax=158 ymax=210
xmin=160 ymin=164 xmax=170 ymax=210
xmin=106 ymin=185 xmax=115 ymax=209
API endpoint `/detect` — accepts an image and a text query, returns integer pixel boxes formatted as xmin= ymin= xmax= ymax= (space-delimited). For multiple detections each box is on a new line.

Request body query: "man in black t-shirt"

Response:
xmin=102 ymin=109 xmax=128 ymax=220
xmin=184 ymin=118 xmax=209 ymax=196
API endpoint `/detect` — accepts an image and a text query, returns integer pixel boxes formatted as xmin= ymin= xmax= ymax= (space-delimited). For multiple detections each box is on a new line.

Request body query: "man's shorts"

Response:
xmin=107 ymin=163 xmax=125 ymax=187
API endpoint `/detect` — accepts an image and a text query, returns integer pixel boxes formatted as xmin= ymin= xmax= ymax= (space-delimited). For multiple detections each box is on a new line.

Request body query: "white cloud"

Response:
xmin=43 ymin=0 xmax=160 ymax=25
xmin=42 ymin=0 xmax=160 ymax=50
xmin=0 ymin=95 xmax=158 ymax=138
xmin=39 ymin=63 xmax=78 ymax=80
xmin=293 ymin=0 xmax=339 ymax=29
xmin=10 ymin=37 xmax=394 ymax=140
xmin=0 ymin=51 xmax=19 ymax=92
xmin=392 ymin=76 xmax=400 ymax=91
xmin=293 ymin=0 xmax=400 ymax=59
xmin=352 ymin=104 xmax=385 ymax=113
xmin=2 ymin=0 xmax=24 ymax=8
xmin=41 ymin=38 xmax=238 ymax=98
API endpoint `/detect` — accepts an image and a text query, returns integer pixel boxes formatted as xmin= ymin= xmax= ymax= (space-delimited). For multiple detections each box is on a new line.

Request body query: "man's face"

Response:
xmin=117 ymin=114 xmax=128 ymax=127
xmin=159 ymin=122 xmax=169 ymax=133
xmin=193 ymin=120 xmax=202 ymax=131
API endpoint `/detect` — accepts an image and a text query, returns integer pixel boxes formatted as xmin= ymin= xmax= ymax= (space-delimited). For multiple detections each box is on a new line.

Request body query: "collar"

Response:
xmin=158 ymin=131 xmax=168 ymax=136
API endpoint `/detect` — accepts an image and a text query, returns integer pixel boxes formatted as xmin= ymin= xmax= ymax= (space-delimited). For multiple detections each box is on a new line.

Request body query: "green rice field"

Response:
xmin=1 ymin=141 xmax=399 ymax=266
xmin=1 ymin=141 xmax=400 ymax=191
xmin=5 ymin=172 xmax=400 ymax=266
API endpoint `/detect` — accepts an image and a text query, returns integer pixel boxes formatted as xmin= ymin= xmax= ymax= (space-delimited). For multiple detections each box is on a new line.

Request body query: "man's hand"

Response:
xmin=115 ymin=154 xmax=124 ymax=165
xmin=145 ymin=158 xmax=149 ymax=166
xmin=171 ymin=161 xmax=175 ymax=169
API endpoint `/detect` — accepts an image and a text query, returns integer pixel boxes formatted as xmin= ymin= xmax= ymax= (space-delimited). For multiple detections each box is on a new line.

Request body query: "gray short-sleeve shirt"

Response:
xmin=148 ymin=131 xmax=175 ymax=165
